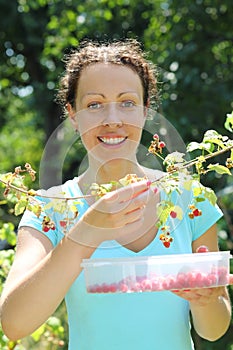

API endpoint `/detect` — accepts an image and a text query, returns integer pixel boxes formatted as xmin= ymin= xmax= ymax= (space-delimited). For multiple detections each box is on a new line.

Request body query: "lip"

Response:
xmin=97 ymin=135 xmax=128 ymax=146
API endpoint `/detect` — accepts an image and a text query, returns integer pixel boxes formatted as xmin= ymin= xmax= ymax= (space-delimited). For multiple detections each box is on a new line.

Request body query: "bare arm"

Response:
xmin=0 ymin=180 xmax=152 ymax=340
xmin=174 ymin=225 xmax=232 ymax=341
xmin=0 ymin=227 xmax=95 ymax=340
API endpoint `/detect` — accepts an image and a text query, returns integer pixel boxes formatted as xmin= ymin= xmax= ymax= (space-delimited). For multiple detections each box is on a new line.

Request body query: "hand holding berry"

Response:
xmin=67 ymin=180 xmax=159 ymax=247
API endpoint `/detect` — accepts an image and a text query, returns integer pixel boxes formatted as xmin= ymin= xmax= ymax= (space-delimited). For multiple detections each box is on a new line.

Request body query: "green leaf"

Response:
xmin=224 ymin=111 xmax=233 ymax=132
xmin=192 ymin=186 xmax=203 ymax=197
xmin=164 ymin=152 xmax=185 ymax=164
xmin=195 ymin=197 xmax=206 ymax=202
xmin=207 ymin=163 xmax=232 ymax=175
xmin=30 ymin=323 xmax=45 ymax=342
xmin=203 ymin=130 xmax=225 ymax=149
xmin=183 ymin=179 xmax=194 ymax=191
xmin=0 ymin=223 xmax=16 ymax=246
xmin=157 ymin=200 xmax=173 ymax=226
xmin=101 ymin=183 xmax=114 ymax=191
xmin=14 ymin=198 xmax=28 ymax=216
xmin=186 ymin=141 xmax=212 ymax=152
xmin=202 ymin=187 xmax=217 ymax=206
xmin=173 ymin=205 xmax=183 ymax=220
xmin=231 ymin=149 xmax=233 ymax=160
xmin=43 ymin=199 xmax=68 ymax=214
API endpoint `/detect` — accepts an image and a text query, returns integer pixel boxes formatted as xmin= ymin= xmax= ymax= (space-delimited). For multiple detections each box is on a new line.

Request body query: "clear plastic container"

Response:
xmin=81 ymin=251 xmax=231 ymax=293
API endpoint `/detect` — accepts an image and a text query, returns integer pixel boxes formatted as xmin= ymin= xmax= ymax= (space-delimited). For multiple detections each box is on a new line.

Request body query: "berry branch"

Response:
xmin=0 ymin=112 xmax=232 ymax=247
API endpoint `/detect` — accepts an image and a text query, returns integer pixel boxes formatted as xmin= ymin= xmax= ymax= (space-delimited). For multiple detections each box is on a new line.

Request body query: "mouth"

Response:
xmin=98 ymin=136 xmax=127 ymax=145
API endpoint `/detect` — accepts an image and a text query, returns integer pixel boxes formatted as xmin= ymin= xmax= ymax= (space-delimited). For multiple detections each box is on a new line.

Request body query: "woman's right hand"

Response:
xmin=67 ymin=180 xmax=158 ymax=247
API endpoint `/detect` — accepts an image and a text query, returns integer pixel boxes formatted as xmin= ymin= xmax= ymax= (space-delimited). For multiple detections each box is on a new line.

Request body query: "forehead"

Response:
xmin=77 ymin=63 xmax=143 ymax=94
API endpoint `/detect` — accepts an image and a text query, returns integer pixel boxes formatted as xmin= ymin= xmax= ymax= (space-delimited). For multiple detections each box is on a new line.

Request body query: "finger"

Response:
xmin=107 ymin=180 xmax=151 ymax=204
xmin=68 ymin=211 xmax=145 ymax=248
xmin=122 ymin=190 xmax=151 ymax=214
xmin=98 ymin=181 xmax=152 ymax=215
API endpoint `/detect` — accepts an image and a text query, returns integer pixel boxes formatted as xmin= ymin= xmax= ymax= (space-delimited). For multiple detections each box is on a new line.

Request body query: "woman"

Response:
xmin=0 ymin=39 xmax=231 ymax=350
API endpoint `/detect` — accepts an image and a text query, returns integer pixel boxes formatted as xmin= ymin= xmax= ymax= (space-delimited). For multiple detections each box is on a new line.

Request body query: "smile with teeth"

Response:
xmin=98 ymin=136 xmax=127 ymax=145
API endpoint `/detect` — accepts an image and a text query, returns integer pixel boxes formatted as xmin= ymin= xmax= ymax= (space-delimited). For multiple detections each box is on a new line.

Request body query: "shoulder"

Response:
xmin=38 ymin=177 xmax=79 ymax=198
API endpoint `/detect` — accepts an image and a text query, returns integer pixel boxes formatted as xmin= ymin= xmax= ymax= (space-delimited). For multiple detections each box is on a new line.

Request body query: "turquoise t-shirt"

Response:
xmin=19 ymin=178 xmax=223 ymax=350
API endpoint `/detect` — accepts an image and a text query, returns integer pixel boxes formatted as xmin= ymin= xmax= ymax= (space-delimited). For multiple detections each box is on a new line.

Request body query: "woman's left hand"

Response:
xmin=172 ymin=286 xmax=226 ymax=307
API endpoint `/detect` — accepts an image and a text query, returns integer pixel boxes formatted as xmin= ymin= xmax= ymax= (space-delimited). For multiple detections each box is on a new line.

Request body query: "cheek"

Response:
xmin=77 ymin=117 xmax=99 ymax=138
xmin=80 ymin=128 xmax=96 ymax=148
xmin=128 ymin=123 xmax=144 ymax=140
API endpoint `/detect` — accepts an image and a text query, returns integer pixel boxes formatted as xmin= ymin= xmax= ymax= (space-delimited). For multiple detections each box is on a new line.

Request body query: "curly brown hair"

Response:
xmin=56 ymin=39 xmax=159 ymax=111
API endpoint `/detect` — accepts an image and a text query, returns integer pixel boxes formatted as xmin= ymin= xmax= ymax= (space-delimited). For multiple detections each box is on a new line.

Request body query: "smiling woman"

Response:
xmin=0 ymin=39 xmax=231 ymax=350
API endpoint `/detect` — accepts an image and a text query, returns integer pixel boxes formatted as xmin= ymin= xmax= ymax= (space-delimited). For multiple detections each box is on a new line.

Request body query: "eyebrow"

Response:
xmin=82 ymin=91 xmax=140 ymax=100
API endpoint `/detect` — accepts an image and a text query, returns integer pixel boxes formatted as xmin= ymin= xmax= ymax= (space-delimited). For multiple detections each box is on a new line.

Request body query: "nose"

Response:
xmin=102 ymin=103 xmax=123 ymax=127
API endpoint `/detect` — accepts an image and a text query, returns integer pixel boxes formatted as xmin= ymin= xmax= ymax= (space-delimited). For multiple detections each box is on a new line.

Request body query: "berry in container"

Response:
xmin=81 ymin=251 xmax=231 ymax=293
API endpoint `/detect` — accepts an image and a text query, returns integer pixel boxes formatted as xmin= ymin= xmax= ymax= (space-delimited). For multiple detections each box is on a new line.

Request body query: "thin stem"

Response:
xmin=0 ymin=178 xmax=94 ymax=200
xmin=0 ymin=144 xmax=232 ymax=201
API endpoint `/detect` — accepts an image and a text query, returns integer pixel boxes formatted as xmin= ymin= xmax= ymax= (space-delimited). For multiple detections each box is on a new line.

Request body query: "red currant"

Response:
xmin=59 ymin=220 xmax=67 ymax=227
xmin=193 ymin=208 xmax=200 ymax=217
xmin=170 ymin=210 xmax=177 ymax=219
xmin=163 ymin=241 xmax=170 ymax=248
xmin=159 ymin=141 xmax=166 ymax=148
xmin=196 ymin=245 xmax=209 ymax=253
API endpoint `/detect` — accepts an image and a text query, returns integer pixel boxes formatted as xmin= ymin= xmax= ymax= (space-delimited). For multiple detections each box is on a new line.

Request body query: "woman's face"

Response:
xmin=70 ymin=63 xmax=146 ymax=163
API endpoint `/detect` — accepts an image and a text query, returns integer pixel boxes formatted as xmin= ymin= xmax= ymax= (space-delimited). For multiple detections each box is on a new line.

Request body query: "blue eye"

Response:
xmin=120 ymin=100 xmax=136 ymax=108
xmin=87 ymin=102 xmax=103 ymax=110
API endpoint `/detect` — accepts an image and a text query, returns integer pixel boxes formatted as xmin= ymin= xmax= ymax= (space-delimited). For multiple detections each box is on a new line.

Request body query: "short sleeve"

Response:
xmin=168 ymin=183 xmax=223 ymax=243
xmin=189 ymin=199 xmax=223 ymax=241
xmin=18 ymin=197 xmax=63 ymax=247
xmin=18 ymin=178 xmax=89 ymax=247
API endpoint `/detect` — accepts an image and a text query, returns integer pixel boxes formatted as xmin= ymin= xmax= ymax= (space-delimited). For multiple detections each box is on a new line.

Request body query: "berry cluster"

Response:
xmin=42 ymin=215 xmax=56 ymax=232
xmin=148 ymin=134 xmax=166 ymax=155
xmin=159 ymin=226 xmax=173 ymax=248
xmin=188 ymin=204 xmax=202 ymax=219
xmin=87 ymin=267 xmax=229 ymax=293
xmin=226 ymin=158 xmax=233 ymax=169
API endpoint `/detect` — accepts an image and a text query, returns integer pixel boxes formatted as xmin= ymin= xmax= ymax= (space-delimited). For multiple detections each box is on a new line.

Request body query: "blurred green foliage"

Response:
xmin=0 ymin=0 xmax=233 ymax=348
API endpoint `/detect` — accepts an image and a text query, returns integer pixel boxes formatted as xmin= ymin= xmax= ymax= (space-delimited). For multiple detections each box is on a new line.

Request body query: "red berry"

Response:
xmin=108 ymin=283 xmax=118 ymax=293
xmin=141 ymin=279 xmax=152 ymax=291
xmin=151 ymin=279 xmax=160 ymax=291
xmin=153 ymin=133 xmax=159 ymax=140
xmin=159 ymin=141 xmax=166 ymax=148
xmin=119 ymin=283 xmax=128 ymax=293
xmin=163 ymin=241 xmax=170 ymax=248
xmin=196 ymin=245 xmax=209 ymax=253
xmin=131 ymin=282 xmax=141 ymax=292
xmin=176 ymin=273 xmax=188 ymax=289
xmin=162 ymin=279 xmax=169 ymax=290
xmin=59 ymin=220 xmax=67 ymax=227
xmin=170 ymin=210 xmax=177 ymax=219
xmin=193 ymin=208 xmax=200 ymax=217
xmin=43 ymin=226 xmax=50 ymax=232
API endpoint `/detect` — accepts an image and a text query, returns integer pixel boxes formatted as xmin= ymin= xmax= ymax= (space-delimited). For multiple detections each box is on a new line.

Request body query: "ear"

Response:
xmin=66 ymin=103 xmax=79 ymax=131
